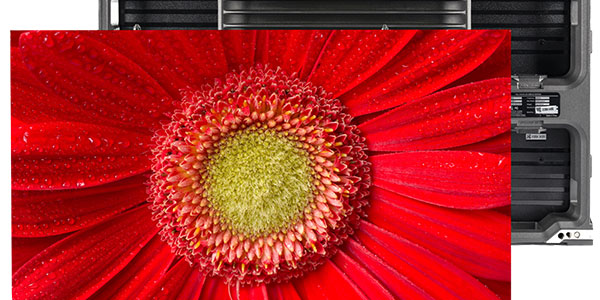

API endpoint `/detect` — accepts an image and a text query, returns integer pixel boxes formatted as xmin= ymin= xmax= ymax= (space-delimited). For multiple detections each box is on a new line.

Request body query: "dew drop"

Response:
xmin=43 ymin=36 xmax=54 ymax=48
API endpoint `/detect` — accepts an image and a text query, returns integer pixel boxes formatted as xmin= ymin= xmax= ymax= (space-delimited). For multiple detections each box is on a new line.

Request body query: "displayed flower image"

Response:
xmin=11 ymin=30 xmax=511 ymax=300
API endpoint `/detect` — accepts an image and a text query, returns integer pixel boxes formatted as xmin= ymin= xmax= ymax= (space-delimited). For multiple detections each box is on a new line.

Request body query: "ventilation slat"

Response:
xmin=222 ymin=0 xmax=469 ymax=29
xmin=223 ymin=10 xmax=466 ymax=15
xmin=511 ymin=129 xmax=571 ymax=222
xmin=223 ymin=0 xmax=468 ymax=11
xmin=124 ymin=1 xmax=215 ymax=10
xmin=119 ymin=0 xmax=218 ymax=29
xmin=471 ymin=0 xmax=571 ymax=77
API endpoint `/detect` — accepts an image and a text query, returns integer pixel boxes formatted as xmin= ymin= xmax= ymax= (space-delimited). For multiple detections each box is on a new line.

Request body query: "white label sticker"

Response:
xmin=535 ymin=105 xmax=559 ymax=114
xmin=526 ymin=133 xmax=547 ymax=141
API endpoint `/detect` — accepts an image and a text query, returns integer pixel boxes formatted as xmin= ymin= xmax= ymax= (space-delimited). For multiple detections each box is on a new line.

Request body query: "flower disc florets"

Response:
xmin=149 ymin=66 xmax=371 ymax=285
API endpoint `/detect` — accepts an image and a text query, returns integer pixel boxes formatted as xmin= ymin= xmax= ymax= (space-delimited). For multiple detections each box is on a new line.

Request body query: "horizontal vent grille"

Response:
xmin=119 ymin=0 xmax=218 ymax=29
xmin=471 ymin=0 xmax=571 ymax=77
xmin=511 ymin=129 xmax=571 ymax=222
xmin=221 ymin=0 xmax=469 ymax=29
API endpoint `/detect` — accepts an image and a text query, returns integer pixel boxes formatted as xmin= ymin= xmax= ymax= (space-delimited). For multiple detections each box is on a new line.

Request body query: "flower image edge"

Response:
xmin=11 ymin=30 xmax=512 ymax=300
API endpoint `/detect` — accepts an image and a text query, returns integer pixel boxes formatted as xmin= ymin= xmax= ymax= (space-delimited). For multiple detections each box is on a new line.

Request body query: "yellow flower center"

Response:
xmin=205 ymin=128 xmax=314 ymax=236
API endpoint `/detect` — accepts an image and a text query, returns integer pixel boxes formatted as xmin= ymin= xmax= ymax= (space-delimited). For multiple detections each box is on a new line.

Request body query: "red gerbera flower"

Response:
xmin=11 ymin=30 xmax=511 ymax=300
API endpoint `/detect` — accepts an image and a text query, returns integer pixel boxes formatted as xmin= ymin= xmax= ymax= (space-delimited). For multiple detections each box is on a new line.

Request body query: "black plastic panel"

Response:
xmin=222 ymin=0 xmax=469 ymax=29
xmin=472 ymin=0 xmax=571 ymax=77
xmin=511 ymin=128 xmax=571 ymax=222
xmin=119 ymin=0 xmax=218 ymax=29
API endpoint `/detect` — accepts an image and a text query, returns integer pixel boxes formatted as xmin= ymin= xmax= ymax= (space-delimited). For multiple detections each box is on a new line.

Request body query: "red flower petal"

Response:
xmin=342 ymin=239 xmax=433 ymax=300
xmin=371 ymin=151 xmax=511 ymax=209
xmin=12 ymin=122 xmax=151 ymax=190
xmin=234 ymin=284 xmax=269 ymax=300
xmin=81 ymin=32 xmax=185 ymax=98
xmin=125 ymin=31 xmax=229 ymax=89
xmin=137 ymin=258 xmax=206 ymax=300
xmin=451 ymin=132 xmax=511 ymax=155
xmin=331 ymin=250 xmax=396 ymax=300
xmin=267 ymin=283 xmax=302 ymax=300
xmin=307 ymin=30 xmax=416 ymax=98
xmin=19 ymin=31 xmax=176 ymax=132
xmin=198 ymin=277 xmax=230 ymax=300
xmin=478 ymin=278 xmax=511 ymax=300
xmin=11 ymin=31 xmax=25 ymax=47
xmin=12 ymin=117 xmax=25 ymax=128
xmin=175 ymin=270 xmax=208 ymax=300
xmin=12 ymin=206 xmax=157 ymax=300
xmin=11 ymin=47 xmax=98 ymax=124
xmin=221 ymin=30 xmax=256 ymax=71
xmin=12 ymin=235 xmax=66 ymax=273
xmin=84 ymin=31 xmax=227 ymax=97
xmin=293 ymin=260 xmax=367 ymax=300
xmin=254 ymin=31 xmax=269 ymax=64
xmin=90 ymin=236 xmax=175 ymax=300
xmin=366 ymin=187 xmax=510 ymax=281
xmin=359 ymin=78 xmax=511 ymax=151
xmin=12 ymin=175 xmax=148 ymax=237
xmin=342 ymin=30 xmax=508 ymax=116
xmin=450 ymin=34 xmax=512 ymax=88
xmin=259 ymin=31 xmax=317 ymax=76
xmin=299 ymin=30 xmax=333 ymax=79
xmin=356 ymin=221 xmax=502 ymax=299
xmin=495 ymin=205 xmax=512 ymax=216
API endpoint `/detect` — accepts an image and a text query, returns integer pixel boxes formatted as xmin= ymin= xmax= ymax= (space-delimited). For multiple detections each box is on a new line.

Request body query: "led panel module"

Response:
xmin=98 ymin=0 xmax=593 ymax=245
xmin=100 ymin=0 xmax=471 ymax=30
xmin=11 ymin=29 xmax=512 ymax=299
xmin=472 ymin=0 xmax=593 ymax=245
